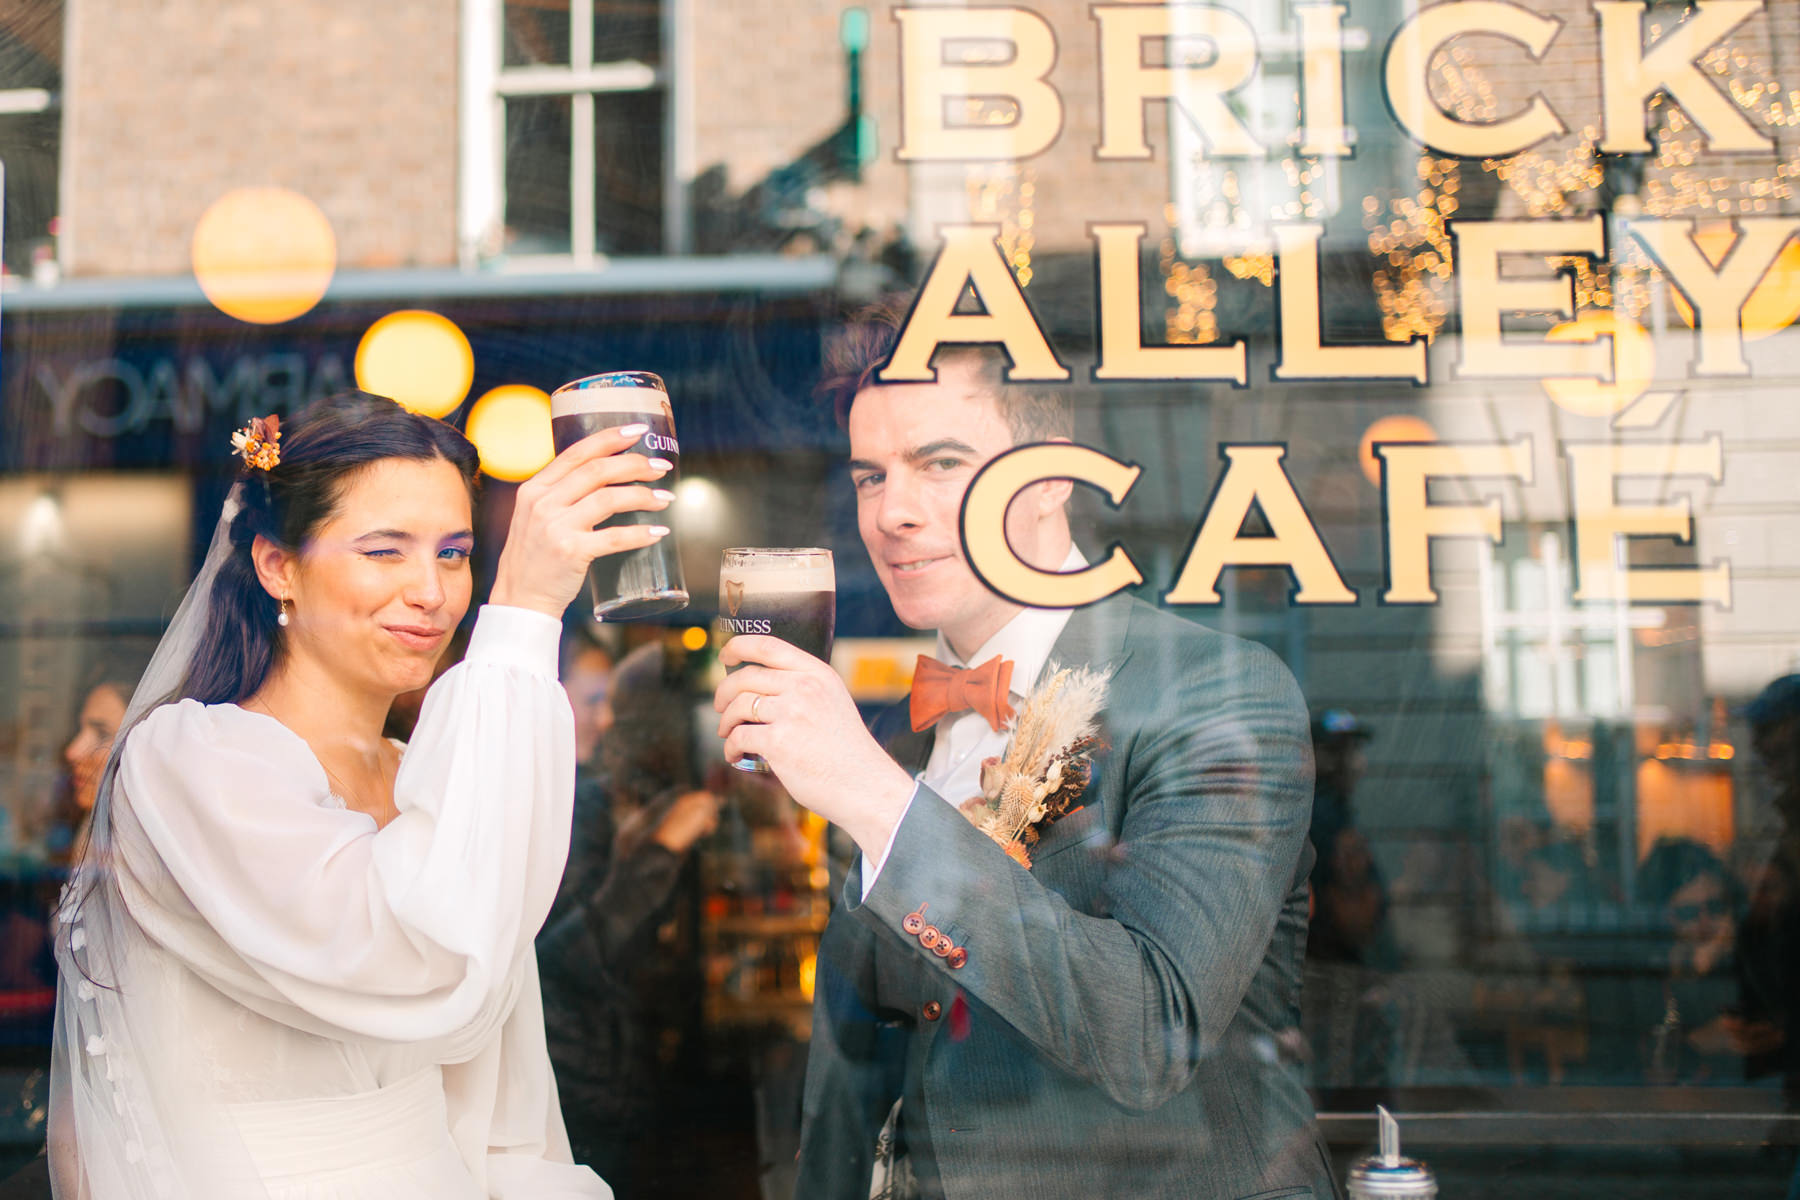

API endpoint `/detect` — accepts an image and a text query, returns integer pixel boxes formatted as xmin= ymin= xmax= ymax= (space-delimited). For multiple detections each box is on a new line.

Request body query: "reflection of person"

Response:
xmin=539 ymin=640 xmax=719 ymax=1190
xmin=1301 ymin=711 xmax=1401 ymax=1091
xmin=1743 ymin=675 xmax=1800 ymax=1098
xmin=714 ymin=307 xmax=1333 ymax=1199
xmin=47 ymin=679 xmax=131 ymax=865
xmin=1305 ymin=710 xmax=1392 ymax=967
xmin=1639 ymin=837 xmax=1776 ymax=1084
xmin=560 ymin=625 xmax=616 ymax=767
xmin=49 ymin=391 xmax=673 ymax=1198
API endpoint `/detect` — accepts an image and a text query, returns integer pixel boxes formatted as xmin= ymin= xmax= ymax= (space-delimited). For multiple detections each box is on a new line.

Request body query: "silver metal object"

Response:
xmin=1346 ymin=1107 xmax=1438 ymax=1199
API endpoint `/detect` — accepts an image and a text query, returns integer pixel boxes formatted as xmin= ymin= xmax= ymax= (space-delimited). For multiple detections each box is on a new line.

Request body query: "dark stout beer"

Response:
xmin=550 ymin=371 xmax=689 ymax=621
xmin=719 ymin=548 xmax=836 ymax=772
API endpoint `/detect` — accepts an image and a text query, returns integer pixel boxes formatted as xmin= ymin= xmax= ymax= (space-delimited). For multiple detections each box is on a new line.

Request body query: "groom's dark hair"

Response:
xmin=818 ymin=296 xmax=1072 ymax=443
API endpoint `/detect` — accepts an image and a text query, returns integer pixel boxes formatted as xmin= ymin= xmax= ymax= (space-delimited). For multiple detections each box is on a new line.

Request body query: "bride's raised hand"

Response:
xmin=489 ymin=424 xmax=673 ymax=618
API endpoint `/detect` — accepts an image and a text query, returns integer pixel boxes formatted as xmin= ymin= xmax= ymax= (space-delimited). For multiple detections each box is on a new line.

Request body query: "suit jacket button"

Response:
xmin=920 ymin=924 xmax=941 ymax=948
xmin=947 ymin=947 xmax=968 ymax=969
xmin=922 ymin=1001 xmax=942 ymax=1021
xmin=932 ymin=937 xmax=954 ymax=958
xmin=902 ymin=907 xmax=927 ymax=935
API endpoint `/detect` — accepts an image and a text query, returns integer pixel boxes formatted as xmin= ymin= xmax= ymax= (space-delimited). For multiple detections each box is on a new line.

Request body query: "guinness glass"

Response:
xmin=551 ymin=370 xmax=689 ymax=621
xmin=719 ymin=547 xmax=836 ymax=774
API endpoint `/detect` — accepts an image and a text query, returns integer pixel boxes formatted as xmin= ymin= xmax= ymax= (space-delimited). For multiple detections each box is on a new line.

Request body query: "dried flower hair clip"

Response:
xmin=231 ymin=414 xmax=282 ymax=471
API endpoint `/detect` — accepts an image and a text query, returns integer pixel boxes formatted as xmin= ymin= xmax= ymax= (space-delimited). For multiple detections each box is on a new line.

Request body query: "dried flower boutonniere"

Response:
xmin=231 ymin=414 xmax=282 ymax=471
xmin=959 ymin=663 xmax=1108 ymax=869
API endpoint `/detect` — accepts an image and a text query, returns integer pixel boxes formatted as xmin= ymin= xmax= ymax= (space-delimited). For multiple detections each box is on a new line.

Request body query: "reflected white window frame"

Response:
xmin=1476 ymin=526 xmax=1663 ymax=722
xmin=0 ymin=87 xmax=58 ymax=279
xmin=1168 ymin=1 xmax=1363 ymax=260
xmin=458 ymin=0 xmax=691 ymax=269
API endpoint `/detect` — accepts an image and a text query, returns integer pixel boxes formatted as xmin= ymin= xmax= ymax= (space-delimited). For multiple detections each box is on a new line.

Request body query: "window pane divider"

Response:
xmin=571 ymin=91 xmax=596 ymax=262
xmin=0 ymin=88 xmax=55 ymax=115
xmin=571 ymin=0 xmax=594 ymax=68
xmin=496 ymin=63 xmax=662 ymax=95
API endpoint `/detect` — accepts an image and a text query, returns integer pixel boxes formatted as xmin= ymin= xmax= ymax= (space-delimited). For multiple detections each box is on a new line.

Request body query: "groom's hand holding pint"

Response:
xmin=713 ymin=634 xmax=912 ymax=859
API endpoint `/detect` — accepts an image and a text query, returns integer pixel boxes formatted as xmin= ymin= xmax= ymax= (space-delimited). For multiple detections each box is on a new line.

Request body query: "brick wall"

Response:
xmin=62 ymin=0 xmax=460 ymax=276
xmin=687 ymin=0 xmax=1172 ymax=255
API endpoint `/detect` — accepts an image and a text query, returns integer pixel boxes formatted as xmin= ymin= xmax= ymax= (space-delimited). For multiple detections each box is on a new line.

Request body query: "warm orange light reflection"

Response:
xmin=464 ymin=385 xmax=553 ymax=481
xmin=1358 ymin=414 xmax=1438 ymax=487
xmin=355 ymin=311 xmax=475 ymax=418
xmin=191 ymin=187 xmax=336 ymax=324
xmin=1636 ymin=759 xmax=1734 ymax=861
xmin=1542 ymin=723 xmax=1595 ymax=831
xmin=799 ymin=954 xmax=817 ymax=1002
xmin=1649 ymin=740 xmax=1736 ymax=762
xmin=1541 ymin=311 xmax=1655 ymax=417
xmin=681 ymin=626 xmax=710 ymax=652
xmin=1670 ymin=223 xmax=1800 ymax=340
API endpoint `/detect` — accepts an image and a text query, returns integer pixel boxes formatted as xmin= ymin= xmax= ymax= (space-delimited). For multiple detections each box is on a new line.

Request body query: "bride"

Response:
xmin=49 ymin=391 xmax=673 ymax=1199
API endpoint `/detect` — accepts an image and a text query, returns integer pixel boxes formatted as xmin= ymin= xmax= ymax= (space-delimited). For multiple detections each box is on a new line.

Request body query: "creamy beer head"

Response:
xmin=719 ymin=548 xmax=837 ymax=773
xmin=550 ymin=370 xmax=674 ymax=422
xmin=720 ymin=551 xmax=836 ymax=602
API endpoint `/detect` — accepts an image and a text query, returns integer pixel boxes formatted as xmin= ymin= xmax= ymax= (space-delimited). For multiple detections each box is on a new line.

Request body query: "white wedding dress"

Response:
xmin=51 ymin=605 xmax=612 ymax=1199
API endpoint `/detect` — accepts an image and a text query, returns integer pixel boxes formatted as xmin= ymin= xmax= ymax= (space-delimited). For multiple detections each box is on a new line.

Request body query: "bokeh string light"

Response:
xmin=969 ymin=163 xmax=1036 ymax=290
xmin=1163 ymin=6 xmax=1798 ymax=350
xmin=191 ymin=187 xmax=337 ymax=325
xmin=354 ymin=311 xmax=476 ymax=419
xmin=464 ymin=385 xmax=555 ymax=481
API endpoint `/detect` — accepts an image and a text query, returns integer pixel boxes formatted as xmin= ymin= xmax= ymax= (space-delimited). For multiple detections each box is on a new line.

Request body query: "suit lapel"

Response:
xmin=1042 ymin=593 xmax=1134 ymax=682
xmin=1040 ymin=594 xmax=1136 ymax=824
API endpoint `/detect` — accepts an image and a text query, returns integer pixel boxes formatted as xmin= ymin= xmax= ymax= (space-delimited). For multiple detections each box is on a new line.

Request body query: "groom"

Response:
xmin=715 ymin=307 xmax=1337 ymax=1199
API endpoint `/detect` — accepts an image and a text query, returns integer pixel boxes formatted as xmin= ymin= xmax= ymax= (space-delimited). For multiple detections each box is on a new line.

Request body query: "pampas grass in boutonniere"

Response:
xmin=960 ymin=664 xmax=1109 ymax=869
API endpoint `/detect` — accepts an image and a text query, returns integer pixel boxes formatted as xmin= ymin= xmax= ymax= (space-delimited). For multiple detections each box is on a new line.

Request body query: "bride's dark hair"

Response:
xmin=179 ymin=391 xmax=482 ymax=705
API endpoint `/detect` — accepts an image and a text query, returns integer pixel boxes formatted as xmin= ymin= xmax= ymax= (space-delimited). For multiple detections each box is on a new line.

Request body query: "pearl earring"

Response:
xmin=277 ymin=597 xmax=291 ymax=628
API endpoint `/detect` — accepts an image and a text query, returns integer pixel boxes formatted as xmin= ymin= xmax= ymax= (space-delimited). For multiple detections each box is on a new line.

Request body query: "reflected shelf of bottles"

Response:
xmin=700 ymin=791 xmax=831 ymax=1043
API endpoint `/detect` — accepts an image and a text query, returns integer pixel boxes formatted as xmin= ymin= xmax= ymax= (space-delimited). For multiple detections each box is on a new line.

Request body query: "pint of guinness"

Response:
xmin=551 ymin=370 xmax=690 ymax=621
xmin=719 ymin=547 xmax=836 ymax=773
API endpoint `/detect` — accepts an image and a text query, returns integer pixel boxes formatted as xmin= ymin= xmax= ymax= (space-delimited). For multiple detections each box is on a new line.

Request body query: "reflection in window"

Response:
xmin=595 ymin=90 xmax=664 ymax=255
xmin=0 ymin=1 xmax=63 ymax=281
xmin=594 ymin=0 xmax=660 ymax=65
xmin=503 ymin=0 xmax=572 ymax=68
xmin=505 ymin=95 xmax=576 ymax=255
xmin=1483 ymin=529 xmax=1637 ymax=721
xmin=492 ymin=0 xmax=667 ymax=260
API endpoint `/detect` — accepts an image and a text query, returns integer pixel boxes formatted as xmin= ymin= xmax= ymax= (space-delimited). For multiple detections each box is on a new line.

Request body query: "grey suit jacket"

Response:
xmin=796 ymin=594 xmax=1340 ymax=1200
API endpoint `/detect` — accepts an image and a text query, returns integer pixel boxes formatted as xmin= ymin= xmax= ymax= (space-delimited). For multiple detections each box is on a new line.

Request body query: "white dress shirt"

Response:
xmin=860 ymin=546 xmax=1086 ymax=899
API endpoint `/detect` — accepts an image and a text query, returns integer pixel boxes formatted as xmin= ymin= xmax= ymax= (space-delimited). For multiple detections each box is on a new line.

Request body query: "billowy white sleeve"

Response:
xmin=114 ymin=604 xmax=577 ymax=1044
xmin=445 ymin=949 xmax=614 ymax=1198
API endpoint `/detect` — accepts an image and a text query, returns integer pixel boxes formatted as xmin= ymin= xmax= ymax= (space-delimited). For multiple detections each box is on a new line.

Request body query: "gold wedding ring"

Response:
xmin=752 ymin=694 xmax=767 ymax=723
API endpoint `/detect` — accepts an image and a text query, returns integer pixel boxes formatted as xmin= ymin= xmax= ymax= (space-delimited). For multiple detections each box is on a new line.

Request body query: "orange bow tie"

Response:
xmin=910 ymin=654 xmax=1016 ymax=733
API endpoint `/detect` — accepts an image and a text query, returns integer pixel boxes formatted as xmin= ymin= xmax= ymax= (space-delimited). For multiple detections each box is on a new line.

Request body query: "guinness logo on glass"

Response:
xmin=725 ymin=580 xmax=744 ymax=617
